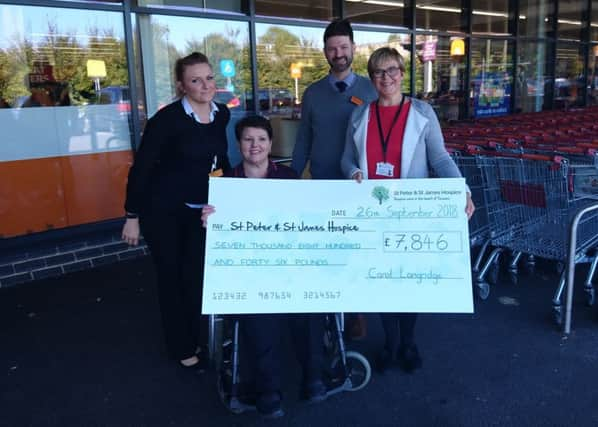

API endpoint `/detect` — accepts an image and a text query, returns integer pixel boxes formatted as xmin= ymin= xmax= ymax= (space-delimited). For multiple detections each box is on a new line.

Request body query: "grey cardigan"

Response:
xmin=340 ymin=97 xmax=463 ymax=181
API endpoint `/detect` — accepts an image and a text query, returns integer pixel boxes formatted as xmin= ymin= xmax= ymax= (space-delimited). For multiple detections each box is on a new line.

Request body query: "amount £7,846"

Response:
xmin=382 ymin=231 xmax=462 ymax=253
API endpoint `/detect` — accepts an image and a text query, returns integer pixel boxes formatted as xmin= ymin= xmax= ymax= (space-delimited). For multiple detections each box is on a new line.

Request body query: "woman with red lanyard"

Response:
xmin=341 ymin=47 xmax=475 ymax=374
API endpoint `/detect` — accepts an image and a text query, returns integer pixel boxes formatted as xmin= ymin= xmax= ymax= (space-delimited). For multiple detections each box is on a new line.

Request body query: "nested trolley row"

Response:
xmin=449 ymin=133 xmax=598 ymax=325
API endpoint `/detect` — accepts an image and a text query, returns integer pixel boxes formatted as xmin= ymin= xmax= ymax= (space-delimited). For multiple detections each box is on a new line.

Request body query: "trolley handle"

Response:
xmin=475 ymin=149 xmax=564 ymax=164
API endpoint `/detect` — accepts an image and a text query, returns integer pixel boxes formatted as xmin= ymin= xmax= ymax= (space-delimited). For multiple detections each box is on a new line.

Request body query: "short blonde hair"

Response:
xmin=367 ymin=47 xmax=406 ymax=79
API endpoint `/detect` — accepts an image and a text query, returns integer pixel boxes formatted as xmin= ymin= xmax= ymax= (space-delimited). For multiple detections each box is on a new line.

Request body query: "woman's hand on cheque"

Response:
xmin=201 ymin=204 xmax=216 ymax=228
xmin=465 ymin=192 xmax=475 ymax=220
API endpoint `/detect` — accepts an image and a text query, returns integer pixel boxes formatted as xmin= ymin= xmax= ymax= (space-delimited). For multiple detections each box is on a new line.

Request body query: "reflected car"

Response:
xmin=214 ymin=89 xmax=241 ymax=109
xmin=267 ymin=88 xmax=293 ymax=109
xmin=94 ymin=85 xmax=146 ymax=132
xmin=245 ymin=88 xmax=294 ymax=111
xmin=97 ymin=86 xmax=131 ymax=113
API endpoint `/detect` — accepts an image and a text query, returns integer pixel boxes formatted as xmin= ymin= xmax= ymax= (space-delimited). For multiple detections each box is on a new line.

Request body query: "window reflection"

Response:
xmin=51 ymin=0 xmax=122 ymax=4
xmin=354 ymin=31 xmax=411 ymax=95
xmin=558 ymin=0 xmax=585 ymax=41
xmin=136 ymin=15 xmax=249 ymax=117
xmin=137 ymin=0 xmax=243 ymax=14
xmin=415 ymin=0 xmax=462 ymax=32
xmin=518 ymin=0 xmax=556 ymax=38
xmin=0 ymin=4 xmax=132 ymax=236
xmin=589 ymin=45 xmax=598 ymax=105
xmin=471 ymin=0 xmax=510 ymax=36
xmin=344 ymin=0 xmax=408 ymax=28
xmin=255 ymin=23 xmax=327 ymax=117
xmin=254 ymin=23 xmax=326 ymax=158
xmin=516 ymin=41 xmax=552 ymax=113
xmin=253 ymin=24 xmax=410 ymax=158
xmin=415 ymin=36 xmax=465 ymax=123
xmin=555 ymin=43 xmax=584 ymax=109
xmin=0 ymin=5 xmax=132 ymax=150
xmin=591 ymin=0 xmax=598 ymax=42
xmin=469 ymin=39 xmax=513 ymax=118
xmin=255 ymin=0 xmax=333 ymax=20
xmin=136 ymin=14 xmax=250 ymax=164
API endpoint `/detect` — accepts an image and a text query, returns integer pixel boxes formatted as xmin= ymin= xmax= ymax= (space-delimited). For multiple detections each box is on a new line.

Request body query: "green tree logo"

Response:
xmin=372 ymin=186 xmax=390 ymax=205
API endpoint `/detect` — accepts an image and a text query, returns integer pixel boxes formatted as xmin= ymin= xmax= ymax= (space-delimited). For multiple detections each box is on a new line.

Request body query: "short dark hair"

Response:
xmin=174 ymin=52 xmax=211 ymax=82
xmin=323 ymin=19 xmax=354 ymax=45
xmin=235 ymin=115 xmax=273 ymax=141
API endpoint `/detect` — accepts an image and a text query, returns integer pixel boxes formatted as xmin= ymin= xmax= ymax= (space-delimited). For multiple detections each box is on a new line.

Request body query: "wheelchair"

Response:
xmin=208 ymin=313 xmax=372 ymax=414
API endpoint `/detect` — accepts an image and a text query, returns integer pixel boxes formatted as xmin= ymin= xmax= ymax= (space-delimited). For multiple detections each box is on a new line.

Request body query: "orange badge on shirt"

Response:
xmin=209 ymin=169 xmax=223 ymax=177
xmin=350 ymin=96 xmax=363 ymax=106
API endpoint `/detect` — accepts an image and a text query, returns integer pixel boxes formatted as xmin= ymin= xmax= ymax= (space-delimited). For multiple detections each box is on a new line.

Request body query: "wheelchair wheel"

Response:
xmin=330 ymin=350 xmax=371 ymax=392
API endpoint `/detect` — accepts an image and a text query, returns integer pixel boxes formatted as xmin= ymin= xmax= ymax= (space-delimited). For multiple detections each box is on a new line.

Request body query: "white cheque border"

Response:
xmin=202 ymin=177 xmax=473 ymax=314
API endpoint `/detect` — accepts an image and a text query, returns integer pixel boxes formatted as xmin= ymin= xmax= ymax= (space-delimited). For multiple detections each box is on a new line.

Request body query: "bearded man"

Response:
xmin=291 ymin=19 xmax=377 ymax=340
xmin=291 ymin=18 xmax=377 ymax=180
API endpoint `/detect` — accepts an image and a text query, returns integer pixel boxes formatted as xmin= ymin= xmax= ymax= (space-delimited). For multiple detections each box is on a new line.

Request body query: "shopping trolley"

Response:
xmin=448 ymin=148 xmax=493 ymax=299
xmin=474 ymin=152 xmax=598 ymax=324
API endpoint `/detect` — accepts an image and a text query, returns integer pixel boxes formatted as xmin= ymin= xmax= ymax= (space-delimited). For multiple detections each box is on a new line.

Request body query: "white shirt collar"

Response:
xmin=181 ymin=96 xmax=219 ymax=123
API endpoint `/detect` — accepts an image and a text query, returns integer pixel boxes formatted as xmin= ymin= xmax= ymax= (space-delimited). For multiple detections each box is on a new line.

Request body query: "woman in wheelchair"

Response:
xmin=202 ymin=115 xmax=327 ymax=418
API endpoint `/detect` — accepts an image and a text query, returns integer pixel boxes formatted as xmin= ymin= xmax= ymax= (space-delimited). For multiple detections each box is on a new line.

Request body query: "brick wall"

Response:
xmin=0 ymin=230 xmax=148 ymax=288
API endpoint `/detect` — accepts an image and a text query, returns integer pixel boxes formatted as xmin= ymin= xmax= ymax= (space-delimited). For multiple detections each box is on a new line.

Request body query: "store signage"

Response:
xmin=473 ymin=72 xmax=511 ymax=118
xmin=422 ymin=41 xmax=437 ymax=62
xmin=28 ymin=62 xmax=55 ymax=85
xmin=220 ymin=59 xmax=235 ymax=78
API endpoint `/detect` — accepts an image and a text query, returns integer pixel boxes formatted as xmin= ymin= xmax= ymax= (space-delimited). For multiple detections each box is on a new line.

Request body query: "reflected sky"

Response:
xmin=143 ymin=15 xmax=395 ymax=49
xmin=0 ymin=4 xmax=125 ymax=47
xmin=1 ymin=4 xmax=400 ymax=51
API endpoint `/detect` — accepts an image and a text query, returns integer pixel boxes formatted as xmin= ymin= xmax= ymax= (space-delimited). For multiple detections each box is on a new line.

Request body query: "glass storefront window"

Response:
xmin=558 ymin=0 xmax=586 ymax=41
xmin=469 ymin=39 xmax=513 ymax=118
xmin=516 ymin=41 xmax=552 ymax=112
xmin=589 ymin=44 xmax=598 ymax=105
xmin=137 ymin=0 xmax=244 ymax=14
xmin=255 ymin=23 xmax=327 ymax=118
xmin=52 ymin=0 xmax=122 ymax=3
xmin=254 ymin=23 xmax=327 ymax=157
xmin=0 ymin=4 xmax=132 ymax=237
xmin=415 ymin=36 xmax=466 ymax=123
xmin=254 ymin=24 xmax=410 ymax=111
xmin=518 ymin=0 xmax=556 ymax=38
xmin=255 ymin=0 xmax=333 ymax=21
xmin=591 ymin=0 xmax=598 ymax=42
xmin=415 ymin=0 xmax=462 ymax=32
xmin=252 ymin=23 xmax=410 ymax=158
xmin=344 ymin=0 xmax=409 ymax=28
xmin=472 ymin=0 xmax=510 ymax=36
xmin=135 ymin=14 xmax=250 ymax=164
xmin=354 ymin=31 xmax=412 ymax=94
xmin=555 ymin=42 xmax=584 ymax=108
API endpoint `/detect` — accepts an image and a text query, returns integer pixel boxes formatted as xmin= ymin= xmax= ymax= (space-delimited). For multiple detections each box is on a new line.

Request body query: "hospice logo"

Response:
xmin=371 ymin=186 xmax=390 ymax=205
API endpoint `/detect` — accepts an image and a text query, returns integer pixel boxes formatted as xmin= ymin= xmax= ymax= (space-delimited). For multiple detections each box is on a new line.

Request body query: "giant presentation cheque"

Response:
xmin=202 ymin=177 xmax=473 ymax=314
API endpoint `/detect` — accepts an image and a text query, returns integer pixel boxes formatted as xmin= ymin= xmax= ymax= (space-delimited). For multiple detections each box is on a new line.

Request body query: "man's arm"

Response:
xmin=291 ymin=87 xmax=313 ymax=176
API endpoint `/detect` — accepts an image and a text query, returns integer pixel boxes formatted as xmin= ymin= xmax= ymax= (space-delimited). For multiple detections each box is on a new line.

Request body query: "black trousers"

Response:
xmin=241 ymin=314 xmax=326 ymax=395
xmin=380 ymin=313 xmax=418 ymax=357
xmin=141 ymin=205 xmax=207 ymax=361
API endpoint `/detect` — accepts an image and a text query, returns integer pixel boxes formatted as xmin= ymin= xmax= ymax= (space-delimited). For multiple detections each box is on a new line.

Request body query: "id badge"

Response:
xmin=376 ymin=162 xmax=394 ymax=177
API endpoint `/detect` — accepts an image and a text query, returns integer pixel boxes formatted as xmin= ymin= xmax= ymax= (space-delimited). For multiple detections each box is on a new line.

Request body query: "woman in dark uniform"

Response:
xmin=122 ymin=52 xmax=230 ymax=369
